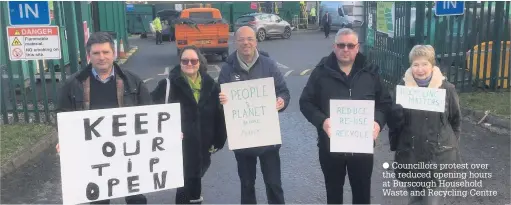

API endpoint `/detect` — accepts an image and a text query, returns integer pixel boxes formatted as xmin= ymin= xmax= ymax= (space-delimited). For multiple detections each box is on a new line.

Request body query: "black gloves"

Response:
xmin=389 ymin=103 xmax=405 ymax=130
xmin=388 ymin=103 xmax=404 ymax=151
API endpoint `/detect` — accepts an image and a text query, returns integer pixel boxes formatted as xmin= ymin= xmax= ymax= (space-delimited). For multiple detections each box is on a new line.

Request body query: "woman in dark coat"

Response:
xmin=151 ymin=45 xmax=227 ymax=204
xmin=388 ymin=45 xmax=462 ymax=205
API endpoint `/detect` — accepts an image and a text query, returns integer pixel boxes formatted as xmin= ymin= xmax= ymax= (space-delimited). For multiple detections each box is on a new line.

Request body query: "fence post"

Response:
xmin=414 ymin=2 xmax=425 ymax=45
xmin=1 ymin=2 xmax=19 ymax=123
xmin=75 ymin=1 xmax=88 ymax=70
xmin=490 ymin=1 xmax=505 ymax=90
xmin=63 ymin=2 xmax=80 ymax=74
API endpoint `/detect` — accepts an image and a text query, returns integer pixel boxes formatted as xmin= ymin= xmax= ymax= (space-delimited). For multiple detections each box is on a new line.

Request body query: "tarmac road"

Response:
xmin=1 ymin=31 xmax=509 ymax=205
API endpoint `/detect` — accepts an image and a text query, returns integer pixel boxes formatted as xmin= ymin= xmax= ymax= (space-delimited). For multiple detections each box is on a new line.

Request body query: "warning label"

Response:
xmin=11 ymin=37 xmax=22 ymax=46
xmin=7 ymin=26 xmax=61 ymax=61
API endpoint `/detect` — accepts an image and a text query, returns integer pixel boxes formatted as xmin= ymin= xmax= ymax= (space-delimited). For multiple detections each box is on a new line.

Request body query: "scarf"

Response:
xmin=237 ymin=50 xmax=259 ymax=72
xmin=183 ymin=72 xmax=202 ymax=103
xmin=414 ymin=74 xmax=433 ymax=87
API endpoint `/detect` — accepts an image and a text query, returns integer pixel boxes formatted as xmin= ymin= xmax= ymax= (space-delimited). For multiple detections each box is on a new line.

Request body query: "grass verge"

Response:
xmin=1 ymin=124 xmax=54 ymax=165
xmin=459 ymin=91 xmax=510 ymax=118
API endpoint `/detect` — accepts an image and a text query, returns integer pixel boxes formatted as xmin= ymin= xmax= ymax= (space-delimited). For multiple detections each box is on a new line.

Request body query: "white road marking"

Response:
xmin=207 ymin=64 xmax=222 ymax=72
xmin=284 ymin=70 xmax=293 ymax=77
xmin=276 ymin=62 xmax=289 ymax=69
xmin=300 ymin=69 xmax=312 ymax=76
xmin=143 ymin=78 xmax=153 ymax=83
xmin=158 ymin=67 xmax=170 ymax=76
xmin=214 ymin=64 xmax=221 ymax=72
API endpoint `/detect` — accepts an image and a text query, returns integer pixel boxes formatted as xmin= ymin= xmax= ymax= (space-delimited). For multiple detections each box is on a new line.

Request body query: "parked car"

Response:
xmin=234 ymin=13 xmax=292 ymax=42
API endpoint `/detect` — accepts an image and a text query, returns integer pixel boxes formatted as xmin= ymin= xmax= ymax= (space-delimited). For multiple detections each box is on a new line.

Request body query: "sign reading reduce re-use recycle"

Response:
xmin=7 ymin=26 xmax=61 ymax=61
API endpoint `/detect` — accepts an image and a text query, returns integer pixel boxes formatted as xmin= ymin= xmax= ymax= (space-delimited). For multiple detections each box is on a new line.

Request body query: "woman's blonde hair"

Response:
xmin=409 ymin=45 xmax=436 ymax=66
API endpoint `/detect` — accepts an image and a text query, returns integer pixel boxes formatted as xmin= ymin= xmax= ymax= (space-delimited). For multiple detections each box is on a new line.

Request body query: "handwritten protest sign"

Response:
xmin=330 ymin=100 xmax=375 ymax=153
xmin=396 ymin=85 xmax=446 ymax=112
xmin=57 ymin=104 xmax=183 ymax=205
xmin=221 ymin=77 xmax=282 ymax=150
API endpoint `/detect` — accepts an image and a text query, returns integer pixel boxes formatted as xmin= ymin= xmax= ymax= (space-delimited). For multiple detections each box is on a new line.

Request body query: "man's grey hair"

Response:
xmin=334 ymin=28 xmax=359 ymax=43
xmin=86 ymin=32 xmax=115 ymax=54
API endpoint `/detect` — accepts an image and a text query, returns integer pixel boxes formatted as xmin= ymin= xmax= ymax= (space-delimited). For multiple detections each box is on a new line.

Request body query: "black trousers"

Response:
xmin=155 ymin=31 xmax=163 ymax=44
xmin=176 ymin=178 xmax=203 ymax=204
xmin=89 ymin=194 xmax=146 ymax=204
xmin=324 ymin=25 xmax=330 ymax=37
xmin=319 ymin=149 xmax=374 ymax=204
xmin=234 ymin=148 xmax=284 ymax=204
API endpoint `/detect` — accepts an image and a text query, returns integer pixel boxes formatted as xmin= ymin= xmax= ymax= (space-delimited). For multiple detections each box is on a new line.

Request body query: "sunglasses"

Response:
xmin=336 ymin=43 xmax=358 ymax=50
xmin=181 ymin=59 xmax=199 ymax=65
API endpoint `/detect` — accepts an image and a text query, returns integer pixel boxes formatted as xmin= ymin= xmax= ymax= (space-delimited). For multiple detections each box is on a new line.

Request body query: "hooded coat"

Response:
xmin=151 ymin=65 xmax=227 ymax=178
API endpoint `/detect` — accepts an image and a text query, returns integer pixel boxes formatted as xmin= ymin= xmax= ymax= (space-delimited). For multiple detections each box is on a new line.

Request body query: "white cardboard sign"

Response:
xmin=7 ymin=26 xmax=61 ymax=60
xmin=57 ymin=104 xmax=184 ymax=205
xmin=395 ymin=85 xmax=446 ymax=112
xmin=220 ymin=77 xmax=282 ymax=150
xmin=330 ymin=100 xmax=375 ymax=154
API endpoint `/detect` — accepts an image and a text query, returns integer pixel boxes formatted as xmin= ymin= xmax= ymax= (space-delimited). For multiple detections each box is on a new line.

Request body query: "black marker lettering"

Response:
xmin=112 ymin=114 xmax=127 ymax=137
xmin=127 ymin=176 xmax=140 ymax=193
xmin=153 ymin=171 xmax=168 ymax=189
xmin=134 ymin=113 xmax=149 ymax=135
xmin=86 ymin=182 xmax=100 ymax=200
xmin=124 ymin=140 xmax=140 ymax=156
xmin=152 ymin=137 xmax=165 ymax=152
xmin=107 ymin=178 xmax=119 ymax=197
xmin=91 ymin=163 xmax=110 ymax=176
xmin=84 ymin=116 xmax=104 ymax=141
xmin=102 ymin=142 xmax=116 ymax=157
xmin=149 ymin=157 xmax=160 ymax=172
xmin=157 ymin=112 xmax=170 ymax=133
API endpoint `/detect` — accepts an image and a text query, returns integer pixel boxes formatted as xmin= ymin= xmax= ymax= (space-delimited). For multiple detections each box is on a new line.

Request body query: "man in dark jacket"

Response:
xmin=55 ymin=32 xmax=152 ymax=204
xmin=299 ymin=28 xmax=392 ymax=204
xmin=322 ymin=11 xmax=332 ymax=38
xmin=218 ymin=26 xmax=290 ymax=204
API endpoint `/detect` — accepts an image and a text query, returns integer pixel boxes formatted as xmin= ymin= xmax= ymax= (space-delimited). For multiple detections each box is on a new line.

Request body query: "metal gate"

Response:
xmin=364 ymin=1 xmax=511 ymax=92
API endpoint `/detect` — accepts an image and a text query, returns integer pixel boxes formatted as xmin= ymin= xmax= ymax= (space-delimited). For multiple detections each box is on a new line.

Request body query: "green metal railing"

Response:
xmin=0 ymin=1 xmax=128 ymax=125
xmin=364 ymin=1 xmax=511 ymax=93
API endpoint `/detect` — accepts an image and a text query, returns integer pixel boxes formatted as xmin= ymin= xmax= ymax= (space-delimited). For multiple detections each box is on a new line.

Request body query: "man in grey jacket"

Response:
xmin=218 ymin=26 xmax=290 ymax=204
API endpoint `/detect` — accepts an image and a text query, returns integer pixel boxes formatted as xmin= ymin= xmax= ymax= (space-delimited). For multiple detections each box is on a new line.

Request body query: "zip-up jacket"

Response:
xmin=56 ymin=63 xmax=152 ymax=112
xmin=299 ymin=52 xmax=392 ymax=151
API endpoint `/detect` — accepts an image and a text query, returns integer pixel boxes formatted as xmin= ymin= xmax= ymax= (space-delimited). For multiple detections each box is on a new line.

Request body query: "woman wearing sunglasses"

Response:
xmin=150 ymin=45 xmax=227 ymax=204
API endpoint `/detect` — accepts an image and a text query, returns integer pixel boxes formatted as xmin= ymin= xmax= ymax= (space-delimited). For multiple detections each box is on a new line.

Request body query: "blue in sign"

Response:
xmin=127 ymin=4 xmax=134 ymax=12
xmin=435 ymin=1 xmax=465 ymax=16
xmin=8 ymin=1 xmax=51 ymax=26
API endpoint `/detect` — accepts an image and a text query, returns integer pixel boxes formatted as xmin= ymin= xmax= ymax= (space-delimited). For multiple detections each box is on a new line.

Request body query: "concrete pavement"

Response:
xmin=1 ymin=32 xmax=509 ymax=205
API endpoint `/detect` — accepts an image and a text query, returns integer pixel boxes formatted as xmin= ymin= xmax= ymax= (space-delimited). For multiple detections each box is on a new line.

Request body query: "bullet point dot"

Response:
xmin=383 ymin=162 xmax=389 ymax=169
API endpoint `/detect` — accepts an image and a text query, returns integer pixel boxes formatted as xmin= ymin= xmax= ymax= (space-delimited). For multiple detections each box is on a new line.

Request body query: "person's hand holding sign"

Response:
xmin=373 ymin=122 xmax=381 ymax=140
xmin=276 ymin=97 xmax=285 ymax=111
xmin=323 ymin=118 xmax=331 ymax=137
xmin=219 ymin=92 xmax=228 ymax=105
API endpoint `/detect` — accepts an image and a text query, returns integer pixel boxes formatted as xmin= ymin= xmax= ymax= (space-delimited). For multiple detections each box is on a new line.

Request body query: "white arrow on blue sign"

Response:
xmin=435 ymin=1 xmax=465 ymax=16
xmin=8 ymin=1 xmax=51 ymax=26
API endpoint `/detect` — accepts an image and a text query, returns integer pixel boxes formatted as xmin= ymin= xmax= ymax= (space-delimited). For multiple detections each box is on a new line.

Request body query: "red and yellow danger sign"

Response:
xmin=8 ymin=27 xmax=59 ymax=36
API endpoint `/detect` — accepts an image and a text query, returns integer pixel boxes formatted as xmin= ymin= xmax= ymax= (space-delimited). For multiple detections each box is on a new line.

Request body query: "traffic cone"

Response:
xmin=119 ymin=39 xmax=126 ymax=58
